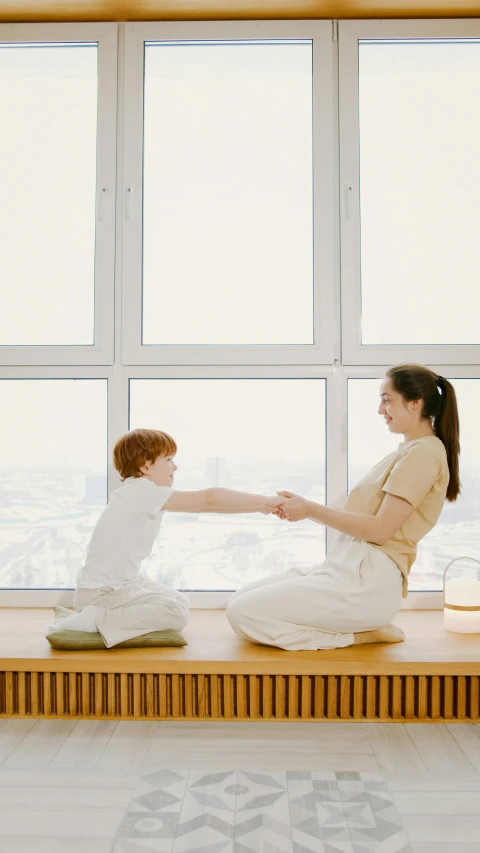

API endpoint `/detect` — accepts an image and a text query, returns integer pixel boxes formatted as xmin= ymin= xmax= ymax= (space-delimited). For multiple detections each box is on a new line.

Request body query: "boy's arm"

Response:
xmin=163 ymin=487 xmax=283 ymax=515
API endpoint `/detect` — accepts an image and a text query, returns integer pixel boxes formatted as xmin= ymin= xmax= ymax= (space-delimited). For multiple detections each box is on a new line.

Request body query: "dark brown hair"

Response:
xmin=387 ymin=364 xmax=460 ymax=502
xmin=113 ymin=429 xmax=177 ymax=481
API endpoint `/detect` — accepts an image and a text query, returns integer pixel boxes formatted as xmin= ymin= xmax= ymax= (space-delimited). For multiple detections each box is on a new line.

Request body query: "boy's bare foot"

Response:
xmin=353 ymin=624 xmax=405 ymax=645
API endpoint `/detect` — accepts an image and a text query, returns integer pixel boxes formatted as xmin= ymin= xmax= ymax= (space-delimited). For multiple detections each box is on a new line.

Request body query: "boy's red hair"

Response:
xmin=113 ymin=429 xmax=177 ymax=481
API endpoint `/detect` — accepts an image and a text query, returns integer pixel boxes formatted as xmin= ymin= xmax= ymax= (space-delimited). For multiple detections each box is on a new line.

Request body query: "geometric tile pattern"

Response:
xmin=113 ymin=770 xmax=412 ymax=853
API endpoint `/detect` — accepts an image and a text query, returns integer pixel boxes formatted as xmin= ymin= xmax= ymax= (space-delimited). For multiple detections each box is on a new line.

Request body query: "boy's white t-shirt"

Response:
xmin=76 ymin=477 xmax=174 ymax=590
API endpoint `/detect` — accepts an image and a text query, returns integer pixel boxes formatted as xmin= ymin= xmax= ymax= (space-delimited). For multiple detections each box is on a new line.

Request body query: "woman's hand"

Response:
xmin=261 ymin=495 xmax=288 ymax=515
xmin=275 ymin=491 xmax=311 ymax=522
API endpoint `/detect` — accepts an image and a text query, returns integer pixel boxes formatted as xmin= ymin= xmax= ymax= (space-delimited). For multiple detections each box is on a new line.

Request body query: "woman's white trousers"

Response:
xmin=226 ymin=534 xmax=403 ymax=651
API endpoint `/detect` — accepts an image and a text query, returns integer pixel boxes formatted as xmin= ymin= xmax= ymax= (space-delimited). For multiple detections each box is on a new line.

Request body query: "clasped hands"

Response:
xmin=264 ymin=491 xmax=311 ymax=522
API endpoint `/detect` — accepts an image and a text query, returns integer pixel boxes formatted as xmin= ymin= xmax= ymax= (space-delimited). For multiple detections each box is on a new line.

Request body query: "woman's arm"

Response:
xmin=164 ymin=487 xmax=284 ymax=515
xmin=277 ymin=491 xmax=415 ymax=545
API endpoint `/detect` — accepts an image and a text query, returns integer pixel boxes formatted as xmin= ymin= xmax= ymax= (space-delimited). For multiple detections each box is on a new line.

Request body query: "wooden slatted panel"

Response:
xmin=68 ymin=673 xmax=76 ymax=717
xmin=221 ymin=675 xmax=231 ymax=719
xmin=352 ymin=676 xmax=362 ymax=721
xmin=365 ymin=676 xmax=376 ymax=720
xmin=327 ymin=676 xmax=338 ymax=720
xmin=443 ymin=675 xmax=454 ymax=720
xmin=287 ymin=675 xmax=297 ymax=720
xmin=182 ymin=674 xmax=191 ymax=719
xmin=275 ymin=675 xmax=286 ymax=719
xmin=5 ymin=673 xmax=14 ymax=717
xmin=17 ymin=672 xmax=26 ymax=717
xmin=145 ymin=673 xmax=155 ymax=718
xmin=417 ymin=676 xmax=429 ymax=720
xmin=2 ymin=671 xmax=480 ymax=721
xmin=456 ymin=676 xmax=467 ymax=721
xmin=340 ymin=676 xmax=351 ymax=720
xmin=300 ymin=676 xmax=311 ymax=720
xmin=30 ymin=672 xmax=39 ymax=717
xmin=171 ymin=674 xmax=180 ymax=718
xmin=378 ymin=676 xmax=389 ymax=720
xmin=43 ymin=672 xmax=52 ymax=717
xmin=404 ymin=675 xmax=415 ymax=721
xmin=235 ymin=674 xmax=245 ymax=720
xmin=132 ymin=674 xmax=141 ymax=717
xmin=106 ymin=673 xmax=114 ymax=717
xmin=209 ymin=675 xmax=218 ymax=719
xmin=93 ymin=673 xmax=102 ymax=717
xmin=119 ymin=673 xmax=128 ymax=718
xmin=158 ymin=674 xmax=167 ymax=718
xmin=314 ymin=675 xmax=325 ymax=720
xmin=55 ymin=673 xmax=65 ymax=717
xmin=469 ymin=676 xmax=479 ymax=721
xmin=262 ymin=675 xmax=273 ymax=720
xmin=431 ymin=675 xmax=441 ymax=720
xmin=391 ymin=676 xmax=402 ymax=721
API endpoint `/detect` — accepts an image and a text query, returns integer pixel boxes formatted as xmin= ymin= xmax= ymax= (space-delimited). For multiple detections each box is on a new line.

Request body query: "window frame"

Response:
xmin=3 ymin=360 xmax=470 ymax=609
xmin=120 ymin=20 xmax=335 ymax=366
xmin=3 ymin=20 xmax=477 ymax=611
xmin=339 ymin=18 xmax=480 ymax=366
xmin=0 ymin=22 xmax=117 ymax=366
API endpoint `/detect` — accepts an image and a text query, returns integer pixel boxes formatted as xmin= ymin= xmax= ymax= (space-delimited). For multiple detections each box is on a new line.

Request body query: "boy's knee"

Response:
xmin=170 ymin=598 xmax=189 ymax=631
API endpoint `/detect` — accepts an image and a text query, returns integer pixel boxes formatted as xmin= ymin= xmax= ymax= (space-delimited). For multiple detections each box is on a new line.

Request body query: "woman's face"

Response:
xmin=378 ymin=378 xmax=421 ymax=435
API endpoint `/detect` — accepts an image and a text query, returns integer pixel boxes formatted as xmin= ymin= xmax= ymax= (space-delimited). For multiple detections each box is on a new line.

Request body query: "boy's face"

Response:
xmin=139 ymin=454 xmax=177 ymax=487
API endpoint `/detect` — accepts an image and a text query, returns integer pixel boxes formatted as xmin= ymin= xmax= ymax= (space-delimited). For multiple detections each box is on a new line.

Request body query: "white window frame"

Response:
xmin=121 ymin=20 xmax=335 ymax=366
xmin=0 ymin=23 xmax=117 ymax=366
xmin=339 ymin=18 xmax=480 ymax=366
xmin=4 ymin=20 xmax=475 ymax=611
xmin=1 ymin=359 xmax=463 ymax=610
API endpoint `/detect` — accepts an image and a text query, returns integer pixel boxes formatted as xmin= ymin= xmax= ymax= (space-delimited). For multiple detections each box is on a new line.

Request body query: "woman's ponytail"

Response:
xmin=387 ymin=364 xmax=461 ymax=502
xmin=433 ymin=376 xmax=461 ymax=502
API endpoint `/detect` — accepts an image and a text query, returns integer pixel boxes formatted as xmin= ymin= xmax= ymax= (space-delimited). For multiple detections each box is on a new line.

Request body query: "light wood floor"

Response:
xmin=1 ymin=718 xmax=480 ymax=852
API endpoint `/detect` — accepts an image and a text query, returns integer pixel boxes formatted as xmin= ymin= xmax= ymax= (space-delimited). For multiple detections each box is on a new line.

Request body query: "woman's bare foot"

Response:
xmin=353 ymin=624 xmax=405 ymax=645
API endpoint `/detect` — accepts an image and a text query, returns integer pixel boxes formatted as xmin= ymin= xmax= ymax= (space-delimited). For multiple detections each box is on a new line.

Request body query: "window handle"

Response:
xmin=98 ymin=185 xmax=109 ymax=222
xmin=125 ymin=186 xmax=134 ymax=221
xmin=344 ymin=184 xmax=353 ymax=220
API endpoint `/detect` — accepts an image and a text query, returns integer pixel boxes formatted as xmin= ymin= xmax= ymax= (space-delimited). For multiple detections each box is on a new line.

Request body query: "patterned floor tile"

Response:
xmin=115 ymin=768 xmax=412 ymax=853
xmin=338 ymin=774 xmax=412 ymax=852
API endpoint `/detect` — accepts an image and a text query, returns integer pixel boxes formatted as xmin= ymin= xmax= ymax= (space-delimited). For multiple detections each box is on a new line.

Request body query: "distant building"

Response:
xmin=205 ymin=457 xmax=230 ymax=487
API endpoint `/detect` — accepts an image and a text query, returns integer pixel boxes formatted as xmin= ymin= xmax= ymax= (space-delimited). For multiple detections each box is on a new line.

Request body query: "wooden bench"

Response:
xmin=1 ymin=609 xmax=480 ymax=722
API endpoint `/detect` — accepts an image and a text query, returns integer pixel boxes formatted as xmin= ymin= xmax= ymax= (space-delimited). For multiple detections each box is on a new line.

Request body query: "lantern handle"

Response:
xmin=443 ymin=556 xmax=480 ymax=606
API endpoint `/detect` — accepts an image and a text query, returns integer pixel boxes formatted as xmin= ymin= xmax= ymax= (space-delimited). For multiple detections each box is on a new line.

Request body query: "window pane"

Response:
xmin=359 ymin=41 xmax=480 ymax=345
xmin=348 ymin=378 xmax=478 ymax=591
xmin=130 ymin=379 xmax=325 ymax=589
xmin=0 ymin=44 xmax=98 ymax=346
xmin=143 ymin=41 xmax=314 ymax=345
xmin=0 ymin=380 xmax=107 ymax=588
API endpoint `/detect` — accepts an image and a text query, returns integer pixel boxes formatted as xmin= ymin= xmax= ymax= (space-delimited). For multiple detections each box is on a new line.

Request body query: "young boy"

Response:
xmin=51 ymin=429 xmax=284 ymax=648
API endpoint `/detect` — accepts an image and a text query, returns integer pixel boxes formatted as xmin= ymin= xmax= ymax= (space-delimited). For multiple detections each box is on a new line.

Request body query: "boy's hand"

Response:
xmin=276 ymin=491 xmax=311 ymax=522
xmin=261 ymin=495 xmax=287 ymax=515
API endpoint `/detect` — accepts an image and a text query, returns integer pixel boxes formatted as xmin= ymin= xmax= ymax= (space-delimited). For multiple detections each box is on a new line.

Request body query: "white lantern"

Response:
xmin=444 ymin=556 xmax=480 ymax=634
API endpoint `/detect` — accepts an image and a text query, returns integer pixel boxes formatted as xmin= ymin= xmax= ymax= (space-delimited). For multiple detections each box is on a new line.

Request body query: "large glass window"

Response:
xmin=358 ymin=39 xmax=480 ymax=347
xmin=0 ymin=380 xmax=107 ymax=589
xmin=0 ymin=43 xmax=98 ymax=346
xmin=142 ymin=40 xmax=314 ymax=347
xmin=3 ymin=20 xmax=480 ymax=603
xmin=348 ymin=378 xmax=478 ymax=591
xmin=130 ymin=379 xmax=326 ymax=590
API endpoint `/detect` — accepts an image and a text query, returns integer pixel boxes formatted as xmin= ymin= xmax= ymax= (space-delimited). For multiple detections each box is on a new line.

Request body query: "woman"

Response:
xmin=226 ymin=364 xmax=460 ymax=651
